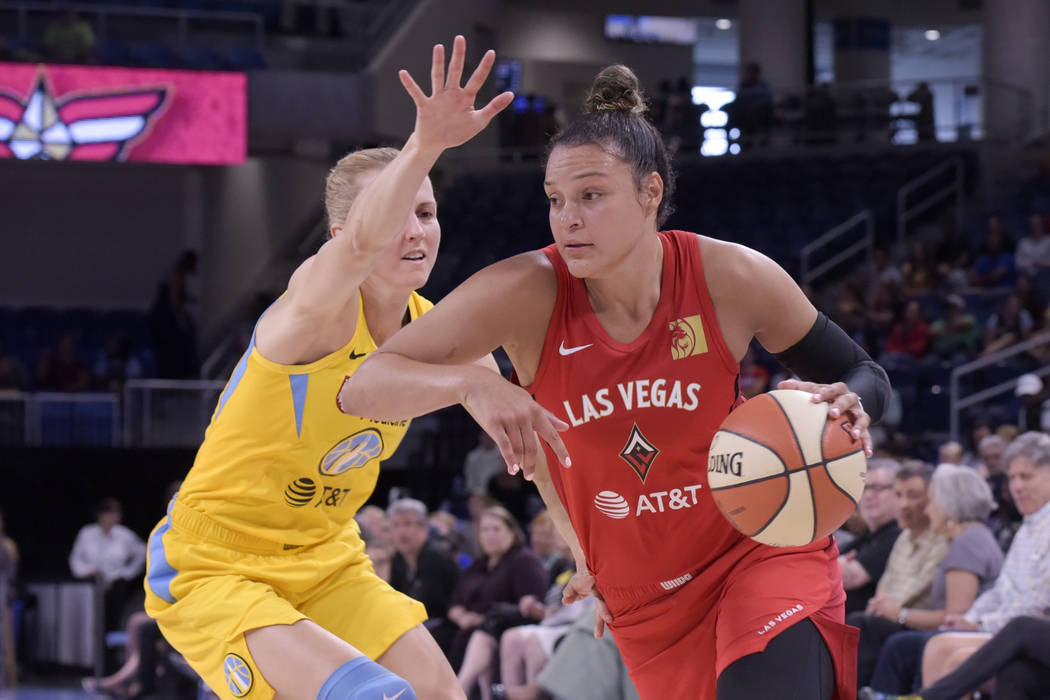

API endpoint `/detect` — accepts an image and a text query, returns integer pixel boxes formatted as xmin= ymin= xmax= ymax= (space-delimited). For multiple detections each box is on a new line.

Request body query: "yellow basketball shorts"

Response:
xmin=143 ymin=499 xmax=427 ymax=700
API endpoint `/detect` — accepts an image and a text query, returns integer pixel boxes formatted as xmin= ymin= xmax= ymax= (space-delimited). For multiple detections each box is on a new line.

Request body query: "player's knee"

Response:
xmin=318 ymin=657 xmax=417 ymax=700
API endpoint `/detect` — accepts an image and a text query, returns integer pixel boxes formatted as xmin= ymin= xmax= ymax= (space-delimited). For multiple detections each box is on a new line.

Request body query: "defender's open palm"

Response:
xmin=399 ymin=35 xmax=514 ymax=152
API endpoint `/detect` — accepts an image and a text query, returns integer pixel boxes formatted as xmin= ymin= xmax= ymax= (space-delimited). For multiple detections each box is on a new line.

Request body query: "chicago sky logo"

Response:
xmin=319 ymin=428 xmax=384 ymax=476
xmin=0 ymin=69 xmax=169 ymax=161
xmin=222 ymin=653 xmax=253 ymax=697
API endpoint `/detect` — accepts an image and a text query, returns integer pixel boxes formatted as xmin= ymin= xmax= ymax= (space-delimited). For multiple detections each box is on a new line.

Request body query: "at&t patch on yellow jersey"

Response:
xmin=175 ymin=291 xmax=432 ymax=546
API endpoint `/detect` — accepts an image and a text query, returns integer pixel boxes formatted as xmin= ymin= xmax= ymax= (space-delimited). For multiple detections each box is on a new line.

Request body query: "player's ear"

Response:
xmin=641 ymin=171 xmax=663 ymax=216
xmin=329 ymin=224 xmax=342 ymax=240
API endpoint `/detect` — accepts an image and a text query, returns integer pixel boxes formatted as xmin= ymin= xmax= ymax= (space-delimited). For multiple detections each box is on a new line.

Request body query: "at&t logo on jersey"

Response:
xmin=593 ymin=484 xmax=704 ymax=519
xmin=223 ymin=653 xmax=253 ymax=696
xmin=283 ymin=477 xmax=316 ymax=507
xmin=319 ymin=428 xmax=384 ymax=476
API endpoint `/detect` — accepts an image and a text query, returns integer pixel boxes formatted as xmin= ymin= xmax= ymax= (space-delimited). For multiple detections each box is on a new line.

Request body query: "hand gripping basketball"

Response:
xmin=777 ymin=378 xmax=873 ymax=457
xmin=707 ymin=389 xmax=869 ymax=547
xmin=398 ymin=35 xmax=515 ymax=153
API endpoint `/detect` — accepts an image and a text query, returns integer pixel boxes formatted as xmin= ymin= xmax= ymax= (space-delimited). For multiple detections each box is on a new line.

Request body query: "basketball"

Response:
xmin=706 ymin=389 xmax=867 ymax=547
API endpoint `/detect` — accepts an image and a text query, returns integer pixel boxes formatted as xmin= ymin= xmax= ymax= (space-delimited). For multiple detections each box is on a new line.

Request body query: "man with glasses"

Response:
xmin=838 ymin=459 xmax=902 ymax=615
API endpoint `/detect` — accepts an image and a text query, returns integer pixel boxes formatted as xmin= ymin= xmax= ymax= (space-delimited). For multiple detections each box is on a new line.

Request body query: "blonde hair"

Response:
xmin=324 ymin=147 xmax=400 ymax=232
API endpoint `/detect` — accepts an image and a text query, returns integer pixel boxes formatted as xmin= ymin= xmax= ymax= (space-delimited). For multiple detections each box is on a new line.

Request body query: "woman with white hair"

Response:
xmin=859 ymin=464 xmax=1004 ymax=697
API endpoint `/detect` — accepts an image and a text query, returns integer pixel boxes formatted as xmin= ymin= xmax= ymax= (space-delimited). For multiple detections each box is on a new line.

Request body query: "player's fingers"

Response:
xmin=430 ymin=43 xmax=444 ymax=96
xmin=477 ymin=91 xmax=515 ymax=123
xmin=492 ymin=428 xmax=520 ymax=476
xmin=398 ymin=70 xmax=426 ymax=106
xmin=827 ymin=390 xmax=858 ymax=419
xmin=463 ymin=48 xmax=495 ymax=94
xmin=518 ymin=425 xmax=539 ymax=480
xmin=777 ymin=378 xmax=820 ymax=394
xmin=541 ymin=406 xmax=571 ymax=432
xmin=505 ymin=421 xmax=527 ymax=476
xmin=445 ymin=34 xmax=466 ymax=88
xmin=594 ymin=613 xmax=605 ymax=639
xmin=536 ymin=414 xmax=572 ymax=468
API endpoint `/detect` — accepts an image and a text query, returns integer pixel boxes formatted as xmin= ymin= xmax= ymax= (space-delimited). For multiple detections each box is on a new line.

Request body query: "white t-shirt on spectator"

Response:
xmin=1015 ymin=236 xmax=1050 ymax=276
xmin=69 ymin=523 xmax=147 ymax=583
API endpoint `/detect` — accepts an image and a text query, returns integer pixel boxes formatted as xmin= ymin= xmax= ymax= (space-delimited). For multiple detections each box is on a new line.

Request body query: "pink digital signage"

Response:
xmin=0 ymin=62 xmax=246 ymax=165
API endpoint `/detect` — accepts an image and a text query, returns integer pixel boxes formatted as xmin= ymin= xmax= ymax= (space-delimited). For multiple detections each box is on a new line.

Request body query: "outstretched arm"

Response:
xmin=257 ymin=36 xmax=513 ymax=364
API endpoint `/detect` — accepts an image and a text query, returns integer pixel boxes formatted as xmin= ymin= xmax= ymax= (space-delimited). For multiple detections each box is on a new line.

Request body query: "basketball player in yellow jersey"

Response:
xmin=142 ymin=36 xmax=512 ymax=700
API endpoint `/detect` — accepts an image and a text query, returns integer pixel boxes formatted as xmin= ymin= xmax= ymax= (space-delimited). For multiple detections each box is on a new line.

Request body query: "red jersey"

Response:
xmin=526 ymin=229 xmax=751 ymax=592
xmin=523 ymin=231 xmax=857 ymax=699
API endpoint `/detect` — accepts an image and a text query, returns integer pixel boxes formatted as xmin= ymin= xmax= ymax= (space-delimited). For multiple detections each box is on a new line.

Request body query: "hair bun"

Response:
xmin=585 ymin=65 xmax=647 ymax=116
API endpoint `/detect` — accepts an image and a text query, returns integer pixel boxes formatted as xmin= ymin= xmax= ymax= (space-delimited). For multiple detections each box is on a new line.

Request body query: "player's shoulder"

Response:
xmin=469 ymin=249 xmax=557 ymax=296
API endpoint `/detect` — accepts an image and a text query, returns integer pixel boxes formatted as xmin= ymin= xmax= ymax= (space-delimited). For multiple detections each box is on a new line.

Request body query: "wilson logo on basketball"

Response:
xmin=319 ymin=428 xmax=384 ymax=476
xmin=669 ymin=314 xmax=708 ymax=360
xmin=708 ymin=451 xmax=743 ymax=477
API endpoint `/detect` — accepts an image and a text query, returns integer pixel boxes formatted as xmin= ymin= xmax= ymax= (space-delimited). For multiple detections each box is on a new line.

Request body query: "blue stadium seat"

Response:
xmin=131 ymin=41 xmax=179 ymax=68
xmin=225 ymin=46 xmax=265 ymax=70
xmin=94 ymin=39 xmax=133 ymax=66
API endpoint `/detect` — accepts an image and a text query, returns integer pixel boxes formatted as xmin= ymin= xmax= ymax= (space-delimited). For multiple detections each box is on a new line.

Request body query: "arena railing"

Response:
xmin=896 ymin=157 xmax=965 ymax=248
xmin=3 ymin=1 xmax=264 ymax=52
xmin=949 ymin=329 xmax=1050 ymax=442
xmin=122 ymin=379 xmax=226 ymax=448
xmin=0 ymin=392 xmax=119 ymax=447
xmin=800 ymin=209 xmax=874 ymax=288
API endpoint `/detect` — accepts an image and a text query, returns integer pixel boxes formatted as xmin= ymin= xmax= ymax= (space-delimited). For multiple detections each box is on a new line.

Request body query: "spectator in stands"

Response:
xmin=863 ymin=615 xmax=1050 ymax=700
xmin=906 ymin=82 xmax=936 ymax=143
xmin=864 ymin=281 xmax=902 ymax=354
xmin=149 ymin=249 xmax=199 ymax=379
xmin=864 ymin=248 xmax=903 ymax=301
xmin=366 ymin=541 xmax=394 ymax=583
xmin=983 ymin=293 xmax=1034 ymax=356
xmin=43 ymin=8 xmax=95 ymax=63
xmin=1015 ymin=373 xmax=1050 ymax=432
xmin=929 ymin=295 xmax=979 ymax=363
xmin=937 ymin=441 xmax=964 ymax=466
xmin=1015 ymin=213 xmax=1050 ymax=277
xmin=464 ymin=429 xmax=505 ymax=498
xmin=839 ymin=459 xmax=903 ymax=615
xmin=527 ymin=511 xmax=572 ymax=582
xmin=387 ymin=498 xmax=458 ymax=619
xmin=900 ymin=241 xmax=936 ymax=295
xmin=727 ymin=63 xmax=773 ymax=150
xmin=36 ymin=332 xmax=91 ymax=391
xmin=883 ymin=300 xmax=931 ymax=361
xmin=738 ymin=346 xmax=771 ymax=398
xmin=355 ymin=503 xmax=392 ymax=546
xmin=1015 ymin=273 xmax=1046 ymax=325
xmin=69 ymin=497 xmax=147 ymax=634
xmin=430 ymin=509 xmax=477 ymax=566
xmin=832 ymin=282 xmax=869 ymax=345
xmin=970 ymin=217 xmax=1017 ymax=288
xmin=849 ymin=463 xmax=949 ymax=686
xmin=931 ymin=214 xmax=972 ymax=289
xmin=518 ymin=597 xmax=641 ymax=700
xmin=94 ymin=332 xmax=143 ymax=393
xmin=862 ymin=432 xmax=1050 ymax=699
xmin=0 ymin=509 xmax=16 ymax=688
xmin=0 ymin=334 xmax=29 ymax=391
xmin=974 ymin=434 xmax=1019 ymax=528
xmin=861 ymin=465 xmax=1002 ymax=695
xmin=439 ymin=506 xmax=547 ymax=695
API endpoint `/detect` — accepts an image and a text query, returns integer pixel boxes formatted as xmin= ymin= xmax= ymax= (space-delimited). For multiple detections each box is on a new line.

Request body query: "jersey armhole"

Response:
xmin=683 ymin=232 xmax=742 ymax=376
xmin=515 ymin=247 xmax=564 ymax=394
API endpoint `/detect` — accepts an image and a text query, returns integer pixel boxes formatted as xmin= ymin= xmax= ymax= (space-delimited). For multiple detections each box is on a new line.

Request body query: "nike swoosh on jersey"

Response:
xmin=558 ymin=341 xmax=593 ymax=356
xmin=382 ymin=690 xmax=407 ymax=700
xmin=349 ymin=349 xmax=368 ymax=360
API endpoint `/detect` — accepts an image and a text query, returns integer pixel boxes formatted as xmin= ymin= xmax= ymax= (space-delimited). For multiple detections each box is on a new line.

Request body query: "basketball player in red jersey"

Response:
xmin=341 ymin=65 xmax=890 ymax=699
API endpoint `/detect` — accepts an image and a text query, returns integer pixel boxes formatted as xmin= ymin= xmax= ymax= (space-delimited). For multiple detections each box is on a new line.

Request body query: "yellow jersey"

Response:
xmin=175 ymin=291 xmax=433 ymax=547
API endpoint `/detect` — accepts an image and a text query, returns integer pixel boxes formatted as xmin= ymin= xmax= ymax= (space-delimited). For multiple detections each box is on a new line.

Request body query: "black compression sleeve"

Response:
xmin=773 ymin=313 xmax=891 ymax=423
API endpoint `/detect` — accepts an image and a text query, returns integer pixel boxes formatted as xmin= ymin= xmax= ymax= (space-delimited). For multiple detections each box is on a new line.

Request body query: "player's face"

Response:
xmin=544 ymin=144 xmax=660 ymax=279
xmin=368 ymin=176 xmax=440 ymax=291
xmin=1008 ymin=456 xmax=1050 ymax=516
xmin=894 ymin=476 xmax=930 ymax=531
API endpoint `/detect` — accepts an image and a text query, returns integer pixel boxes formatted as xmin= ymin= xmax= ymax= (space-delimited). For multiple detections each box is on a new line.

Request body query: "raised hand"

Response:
xmin=398 ymin=35 xmax=514 ymax=153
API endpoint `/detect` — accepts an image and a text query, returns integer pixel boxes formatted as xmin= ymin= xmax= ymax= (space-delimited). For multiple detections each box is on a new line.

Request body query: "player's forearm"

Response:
xmin=341 ymin=134 xmax=441 ymax=256
xmin=339 ymin=352 xmax=489 ymax=420
xmin=532 ymin=461 xmax=587 ymax=570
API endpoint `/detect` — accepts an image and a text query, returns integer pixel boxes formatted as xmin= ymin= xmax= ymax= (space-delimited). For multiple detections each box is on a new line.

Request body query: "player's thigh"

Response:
xmin=246 ymin=619 xmax=363 ymax=700
xmin=376 ymin=624 xmax=465 ymax=700
xmin=717 ymin=618 xmax=835 ymax=700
